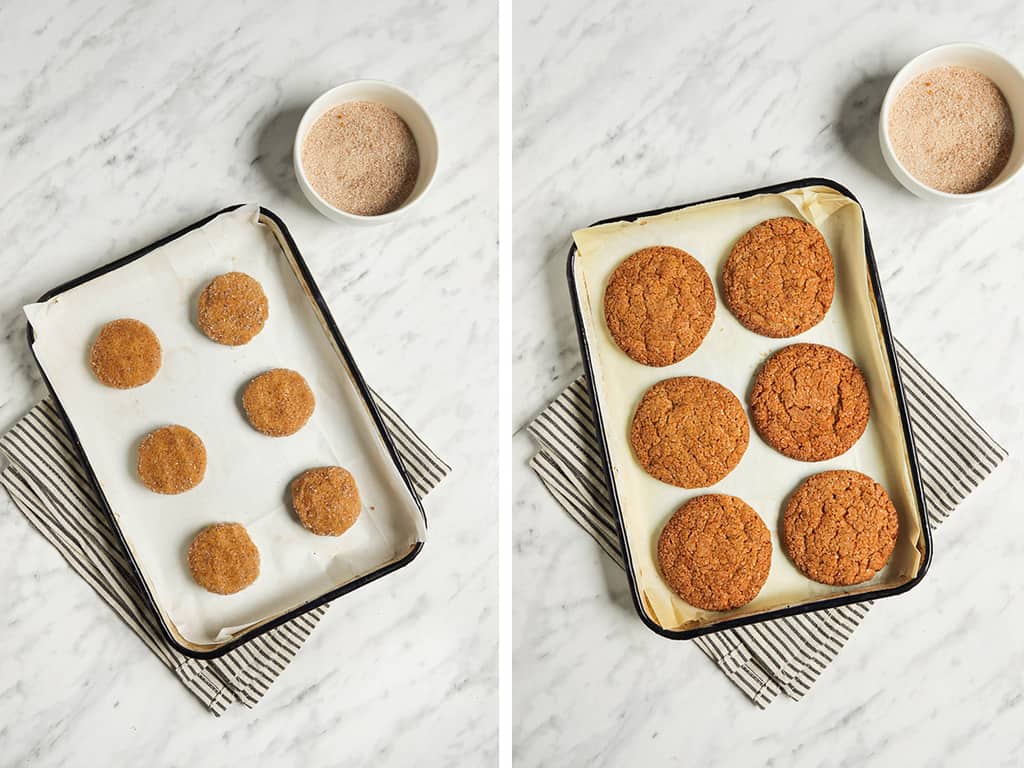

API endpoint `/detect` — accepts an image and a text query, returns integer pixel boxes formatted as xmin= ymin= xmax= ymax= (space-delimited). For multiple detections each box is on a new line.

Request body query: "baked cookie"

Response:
xmin=782 ymin=470 xmax=898 ymax=586
xmin=187 ymin=523 xmax=260 ymax=595
xmin=89 ymin=319 xmax=162 ymax=389
xmin=291 ymin=466 xmax=361 ymax=536
xmin=242 ymin=368 xmax=315 ymax=436
xmin=603 ymin=246 xmax=715 ymax=366
xmin=197 ymin=271 xmax=269 ymax=346
xmin=137 ymin=425 xmax=207 ymax=494
xmin=750 ymin=343 xmax=870 ymax=461
xmin=630 ymin=376 xmax=748 ymax=488
xmin=657 ymin=494 xmax=771 ymax=611
xmin=722 ymin=217 xmax=834 ymax=337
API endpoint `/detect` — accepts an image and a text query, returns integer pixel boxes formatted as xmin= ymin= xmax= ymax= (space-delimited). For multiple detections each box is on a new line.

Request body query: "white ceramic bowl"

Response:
xmin=293 ymin=80 xmax=438 ymax=224
xmin=879 ymin=42 xmax=1024 ymax=203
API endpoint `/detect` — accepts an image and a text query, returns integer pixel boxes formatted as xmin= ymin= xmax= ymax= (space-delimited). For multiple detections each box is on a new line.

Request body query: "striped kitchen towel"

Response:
xmin=528 ymin=339 xmax=1006 ymax=708
xmin=0 ymin=394 xmax=449 ymax=716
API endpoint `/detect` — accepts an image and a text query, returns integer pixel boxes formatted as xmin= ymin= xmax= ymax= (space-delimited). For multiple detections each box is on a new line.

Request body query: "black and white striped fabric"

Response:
xmin=0 ymin=394 xmax=449 ymax=717
xmin=528 ymin=339 xmax=1006 ymax=708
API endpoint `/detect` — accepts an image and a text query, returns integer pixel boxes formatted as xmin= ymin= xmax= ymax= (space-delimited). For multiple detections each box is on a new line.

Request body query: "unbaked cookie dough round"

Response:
xmin=89 ymin=319 xmax=162 ymax=389
xmin=197 ymin=271 xmax=269 ymax=346
xmin=241 ymin=368 xmax=316 ymax=437
xmin=136 ymin=425 xmax=207 ymax=494
xmin=291 ymin=466 xmax=361 ymax=536
xmin=187 ymin=523 xmax=260 ymax=595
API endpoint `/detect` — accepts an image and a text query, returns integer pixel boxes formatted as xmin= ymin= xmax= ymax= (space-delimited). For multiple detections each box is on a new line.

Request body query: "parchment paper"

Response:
xmin=25 ymin=206 xmax=425 ymax=646
xmin=572 ymin=186 xmax=925 ymax=632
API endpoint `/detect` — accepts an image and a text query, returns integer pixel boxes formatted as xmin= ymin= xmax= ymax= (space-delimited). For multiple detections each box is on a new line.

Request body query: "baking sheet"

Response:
xmin=25 ymin=206 xmax=425 ymax=646
xmin=572 ymin=185 xmax=925 ymax=632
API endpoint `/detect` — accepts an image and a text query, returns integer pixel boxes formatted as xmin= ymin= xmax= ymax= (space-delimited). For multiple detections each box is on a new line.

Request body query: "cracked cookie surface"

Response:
xmin=782 ymin=470 xmax=898 ymax=586
xmin=630 ymin=376 xmax=748 ymax=488
xmin=604 ymin=245 xmax=715 ymax=366
xmin=657 ymin=494 xmax=771 ymax=611
xmin=750 ymin=343 xmax=869 ymax=461
xmin=722 ymin=216 xmax=834 ymax=338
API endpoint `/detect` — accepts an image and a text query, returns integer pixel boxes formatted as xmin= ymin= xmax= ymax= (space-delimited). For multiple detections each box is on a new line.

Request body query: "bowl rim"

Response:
xmin=879 ymin=41 xmax=1024 ymax=201
xmin=292 ymin=78 xmax=439 ymax=223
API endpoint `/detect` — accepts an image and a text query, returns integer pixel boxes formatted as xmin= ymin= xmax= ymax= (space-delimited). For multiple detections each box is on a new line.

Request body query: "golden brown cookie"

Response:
xmin=291 ymin=466 xmax=361 ymax=536
xmin=187 ymin=523 xmax=260 ymax=595
xmin=750 ymin=343 xmax=870 ymax=461
xmin=722 ymin=217 xmax=834 ymax=338
xmin=603 ymin=246 xmax=715 ymax=366
xmin=242 ymin=368 xmax=315 ymax=437
xmin=630 ymin=376 xmax=749 ymax=488
xmin=657 ymin=494 xmax=771 ymax=611
xmin=782 ymin=470 xmax=898 ymax=586
xmin=197 ymin=271 xmax=269 ymax=346
xmin=136 ymin=425 xmax=207 ymax=494
xmin=89 ymin=319 xmax=162 ymax=389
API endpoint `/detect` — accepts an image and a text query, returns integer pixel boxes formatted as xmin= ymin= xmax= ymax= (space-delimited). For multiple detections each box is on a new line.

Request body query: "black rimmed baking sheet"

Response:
xmin=25 ymin=204 xmax=427 ymax=659
xmin=566 ymin=177 xmax=932 ymax=640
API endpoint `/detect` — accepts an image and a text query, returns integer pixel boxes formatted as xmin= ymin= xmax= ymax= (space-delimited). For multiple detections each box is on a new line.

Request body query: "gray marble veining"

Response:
xmin=510 ymin=1 xmax=1024 ymax=766
xmin=0 ymin=1 xmax=496 ymax=765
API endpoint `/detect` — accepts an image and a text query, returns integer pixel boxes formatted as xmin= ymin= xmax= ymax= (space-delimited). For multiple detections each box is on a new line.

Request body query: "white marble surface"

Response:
xmin=511 ymin=1 xmax=1024 ymax=765
xmin=0 ymin=1 xmax=495 ymax=766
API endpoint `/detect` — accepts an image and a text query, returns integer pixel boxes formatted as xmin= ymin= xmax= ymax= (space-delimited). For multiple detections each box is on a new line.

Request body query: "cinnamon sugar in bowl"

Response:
xmin=880 ymin=43 xmax=1024 ymax=203
xmin=294 ymin=80 xmax=438 ymax=224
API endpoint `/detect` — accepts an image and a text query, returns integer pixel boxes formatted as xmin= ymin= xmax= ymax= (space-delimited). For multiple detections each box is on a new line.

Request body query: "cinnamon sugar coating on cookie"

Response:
xmin=604 ymin=246 xmax=715 ymax=366
xmin=242 ymin=368 xmax=315 ymax=436
xmin=722 ymin=217 xmax=834 ymax=338
xmin=630 ymin=376 xmax=749 ymax=488
xmin=136 ymin=425 xmax=206 ymax=494
xmin=187 ymin=523 xmax=260 ymax=595
xmin=89 ymin=318 xmax=162 ymax=389
xmin=750 ymin=343 xmax=870 ymax=461
xmin=291 ymin=466 xmax=361 ymax=536
xmin=657 ymin=494 xmax=771 ymax=611
xmin=197 ymin=271 xmax=269 ymax=346
xmin=782 ymin=470 xmax=898 ymax=586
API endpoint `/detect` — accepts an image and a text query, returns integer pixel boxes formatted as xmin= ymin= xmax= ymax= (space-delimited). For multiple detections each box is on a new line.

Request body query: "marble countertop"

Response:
xmin=0 ymin=1 xmax=495 ymax=765
xmin=510 ymin=1 xmax=1023 ymax=766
